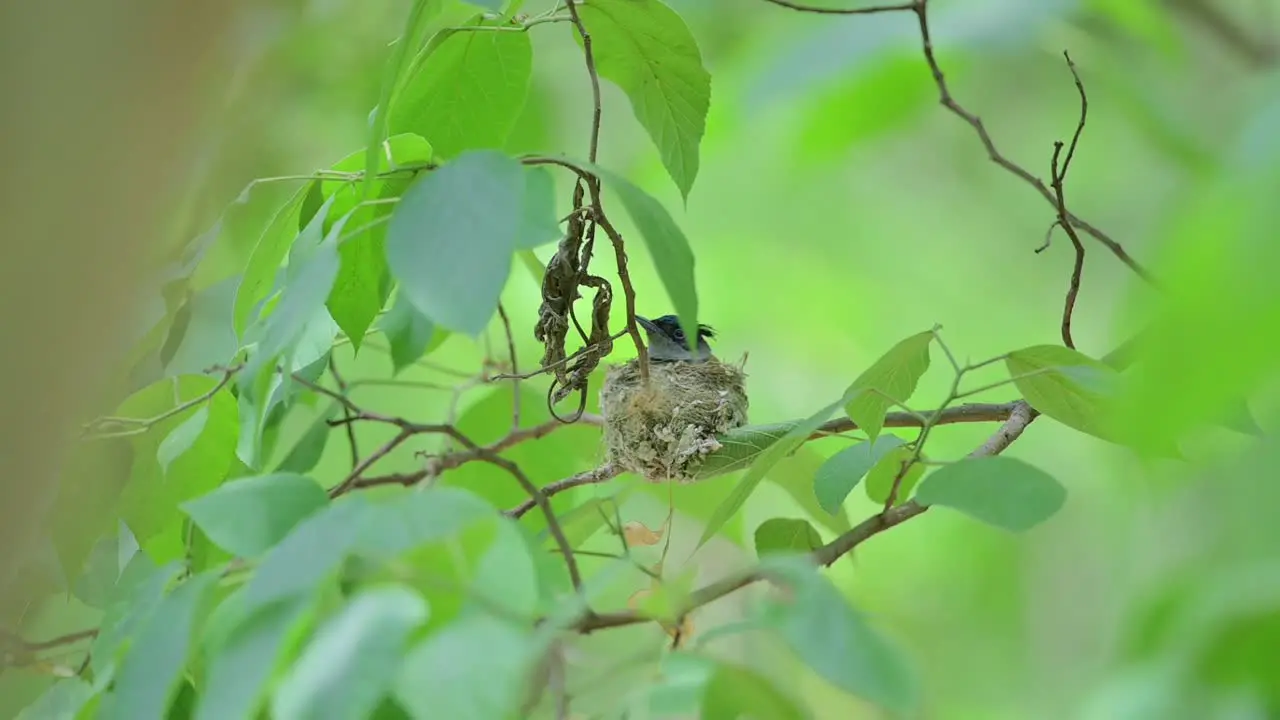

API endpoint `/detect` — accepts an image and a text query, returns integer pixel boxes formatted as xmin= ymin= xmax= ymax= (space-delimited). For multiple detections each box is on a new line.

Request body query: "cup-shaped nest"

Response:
xmin=598 ymin=357 xmax=749 ymax=482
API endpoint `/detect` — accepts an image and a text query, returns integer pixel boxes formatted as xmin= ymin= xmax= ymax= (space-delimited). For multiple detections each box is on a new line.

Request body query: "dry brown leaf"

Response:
xmin=623 ymin=520 xmax=664 ymax=546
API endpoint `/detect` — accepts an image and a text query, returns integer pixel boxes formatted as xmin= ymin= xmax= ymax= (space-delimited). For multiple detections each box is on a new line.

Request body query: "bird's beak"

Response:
xmin=634 ymin=316 xmax=659 ymax=334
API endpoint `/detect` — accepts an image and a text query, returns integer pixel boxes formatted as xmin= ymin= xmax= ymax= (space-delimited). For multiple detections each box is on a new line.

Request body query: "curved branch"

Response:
xmin=574 ymin=400 xmax=1037 ymax=633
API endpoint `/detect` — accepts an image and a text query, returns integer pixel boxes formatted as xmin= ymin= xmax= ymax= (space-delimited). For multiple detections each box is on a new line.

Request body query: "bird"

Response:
xmin=635 ymin=315 xmax=716 ymax=363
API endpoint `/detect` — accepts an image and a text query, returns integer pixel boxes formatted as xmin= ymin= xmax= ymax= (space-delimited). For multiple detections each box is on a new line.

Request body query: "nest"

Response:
xmin=598 ymin=357 xmax=749 ymax=483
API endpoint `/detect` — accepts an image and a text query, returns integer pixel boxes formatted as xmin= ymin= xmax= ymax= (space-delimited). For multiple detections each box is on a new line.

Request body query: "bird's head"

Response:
xmin=636 ymin=315 xmax=716 ymax=363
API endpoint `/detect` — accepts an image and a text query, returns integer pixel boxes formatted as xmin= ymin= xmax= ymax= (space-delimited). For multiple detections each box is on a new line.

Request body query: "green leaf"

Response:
xmin=701 ymin=660 xmax=811 ymax=720
xmin=16 ymin=679 xmax=95 ymax=720
xmin=813 ymin=435 xmax=905 ymax=514
xmin=381 ymin=290 xmax=439 ymax=374
xmin=242 ymin=499 xmax=366 ymax=610
xmin=754 ymin=518 xmax=822 ymax=557
xmin=516 ymin=166 xmax=561 ymax=249
xmin=767 ymin=444 xmax=853 ymax=536
xmin=250 ymin=201 xmax=341 ymax=371
xmin=1005 ymin=344 xmax=1119 ymax=441
xmin=195 ymin=598 xmax=310 ymax=720
xmin=389 ymin=16 xmax=532 ymax=159
xmin=156 ymin=406 xmax=209 ymax=473
xmin=914 ymin=456 xmax=1067 ymax=532
xmin=321 ymin=134 xmax=432 ymax=352
xmin=363 ymin=0 xmax=440 ymax=201
xmin=90 ymin=557 xmax=183 ymax=678
xmin=843 ymin=330 xmax=933 ymax=441
xmin=386 ymin=150 xmax=523 ymax=335
xmin=561 ymin=158 xmax=699 ymax=350
xmin=863 ymin=445 xmax=926 ymax=506
xmin=760 ymin=557 xmax=917 ymax=714
xmin=181 ymin=473 xmax=330 ymax=557
xmin=275 ymin=404 xmax=339 ymax=473
xmin=576 ymin=0 xmax=711 ymax=200
xmin=116 ymin=378 xmax=239 ymax=549
xmin=693 ymin=422 xmax=797 ymax=480
xmin=353 ymin=487 xmax=498 ymax=559
xmin=470 ymin=519 xmax=540 ymax=619
xmin=697 ymin=398 xmax=847 ymax=549
xmin=107 ymin=571 xmax=219 ymax=720
xmin=273 ymin=587 xmax=429 ymax=720
xmin=234 ymin=185 xmax=312 ymax=337
xmin=394 ymin=615 xmax=542 ymax=720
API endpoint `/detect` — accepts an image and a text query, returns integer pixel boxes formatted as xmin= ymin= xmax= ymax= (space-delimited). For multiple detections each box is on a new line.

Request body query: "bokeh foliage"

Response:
xmin=6 ymin=0 xmax=1280 ymax=718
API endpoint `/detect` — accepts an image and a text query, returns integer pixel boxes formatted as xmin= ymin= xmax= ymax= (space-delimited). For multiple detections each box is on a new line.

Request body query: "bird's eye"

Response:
xmin=672 ymin=328 xmax=685 ymax=340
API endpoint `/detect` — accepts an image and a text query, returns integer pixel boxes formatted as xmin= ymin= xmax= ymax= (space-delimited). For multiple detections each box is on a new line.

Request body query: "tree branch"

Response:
xmin=755 ymin=0 xmax=1155 ymax=286
xmin=574 ymin=400 xmax=1037 ymax=633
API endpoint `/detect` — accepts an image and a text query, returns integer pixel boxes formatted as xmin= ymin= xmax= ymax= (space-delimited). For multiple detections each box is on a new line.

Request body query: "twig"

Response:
xmin=498 ymin=304 xmax=521 ymax=430
xmin=574 ymin=400 xmax=1037 ymax=633
xmin=1049 ymin=51 xmax=1089 ymax=350
xmin=562 ymin=0 xmax=650 ymax=384
xmin=338 ymin=415 xmax=605 ymax=495
xmin=489 ymin=330 xmax=627 ymax=381
xmin=564 ymin=0 xmax=603 ymax=168
xmin=811 ymin=400 xmax=1018 ymax=439
xmin=329 ymin=356 xmax=361 ymax=469
xmin=82 ymin=365 xmax=240 ymax=439
xmin=507 ymin=463 xmax=622 ymax=518
xmin=480 ymin=451 xmax=582 ymax=590
xmin=759 ymin=0 xmax=914 ymax=13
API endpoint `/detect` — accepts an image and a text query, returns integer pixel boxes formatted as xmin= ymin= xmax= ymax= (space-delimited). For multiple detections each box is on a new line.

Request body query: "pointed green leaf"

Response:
xmin=760 ymin=557 xmax=917 ymax=714
xmin=753 ymin=518 xmax=822 ymax=557
xmin=273 ymin=587 xmax=428 ymax=720
xmin=813 ymin=435 xmax=905 ymax=513
xmin=863 ymin=445 xmax=925 ymax=506
xmin=697 ymin=398 xmax=846 ymax=549
xmin=1005 ymin=344 xmax=1119 ymax=441
xmin=381 ymin=290 xmax=439 ymax=374
xmin=322 ymin=134 xmax=432 ymax=351
xmin=108 ymin=571 xmax=219 ymax=720
xmin=275 ymin=404 xmax=339 ymax=473
xmin=389 ymin=16 xmax=532 ymax=158
xmin=516 ymin=166 xmax=561 ymax=249
xmin=702 ymin=660 xmax=812 ymax=720
xmin=243 ymin=499 xmax=366 ymax=610
xmin=843 ymin=330 xmax=933 ymax=441
xmin=195 ymin=598 xmax=311 ymax=720
xmin=156 ymin=406 xmax=209 ymax=474
xmin=362 ymin=0 xmax=440 ymax=201
xmin=234 ymin=185 xmax=313 ymax=337
xmin=914 ymin=455 xmax=1066 ymax=532
xmin=394 ymin=615 xmax=542 ymax=720
xmin=16 ymin=679 xmax=95 ymax=720
xmin=181 ymin=473 xmax=330 ymax=557
xmin=386 ymin=150 xmax=523 ymax=335
xmin=693 ymin=422 xmax=798 ymax=480
xmin=576 ymin=0 xmax=711 ymax=200
xmin=251 ymin=200 xmax=341 ymax=369
xmin=766 ymin=444 xmax=853 ymax=536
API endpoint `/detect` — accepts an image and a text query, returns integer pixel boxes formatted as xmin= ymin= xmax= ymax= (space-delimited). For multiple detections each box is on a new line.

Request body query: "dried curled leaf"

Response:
xmin=622 ymin=520 xmax=664 ymax=547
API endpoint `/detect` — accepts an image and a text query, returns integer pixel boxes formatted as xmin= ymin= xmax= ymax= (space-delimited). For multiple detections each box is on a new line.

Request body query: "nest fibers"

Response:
xmin=598 ymin=357 xmax=749 ymax=483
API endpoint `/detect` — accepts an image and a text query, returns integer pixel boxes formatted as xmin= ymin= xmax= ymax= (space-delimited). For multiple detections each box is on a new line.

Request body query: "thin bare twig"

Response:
xmin=759 ymin=0 xmax=1152 ymax=284
xmin=82 ymin=364 xmax=241 ymax=439
xmin=481 ymin=451 xmax=583 ymax=590
xmin=329 ymin=356 xmax=361 ymax=469
xmin=498 ymin=304 xmax=521 ymax=430
xmin=563 ymin=0 xmax=649 ymax=384
xmin=508 ymin=463 xmax=622 ymax=518
xmin=574 ymin=401 xmax=1037 ymax=633
xmin=1049 ymin=51 xmax=1089 ymax=349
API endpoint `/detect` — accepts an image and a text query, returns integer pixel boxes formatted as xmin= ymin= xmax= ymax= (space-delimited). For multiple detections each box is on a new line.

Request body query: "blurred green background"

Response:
xmin=16 ymin=0 xmax=1280 ymax=717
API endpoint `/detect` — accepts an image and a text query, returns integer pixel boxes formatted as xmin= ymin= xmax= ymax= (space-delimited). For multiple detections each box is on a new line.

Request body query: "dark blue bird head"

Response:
xmin=636 ymin=315 xmax=715 ymax=363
